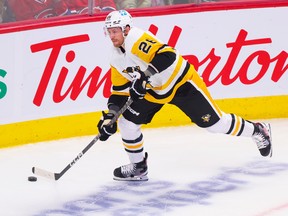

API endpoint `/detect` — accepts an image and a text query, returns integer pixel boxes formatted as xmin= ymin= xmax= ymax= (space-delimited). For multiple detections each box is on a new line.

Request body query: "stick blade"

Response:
xmin=32 ymin=167 xmax=57 ymax=180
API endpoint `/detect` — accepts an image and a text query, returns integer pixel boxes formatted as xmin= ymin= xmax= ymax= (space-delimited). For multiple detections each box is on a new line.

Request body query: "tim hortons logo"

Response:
xmin=30 ymin=25 xmax=287 ymax=107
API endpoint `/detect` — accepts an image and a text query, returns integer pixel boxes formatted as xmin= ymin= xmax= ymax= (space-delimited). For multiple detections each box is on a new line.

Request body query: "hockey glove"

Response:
xmin=97 ymin=111 xmax=117 ymax=141
xmin=124 ymin=67 xmax=148 ymax=101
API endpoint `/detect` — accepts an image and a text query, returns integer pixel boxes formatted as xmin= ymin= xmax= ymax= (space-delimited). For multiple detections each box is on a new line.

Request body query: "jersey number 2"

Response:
xmin=139 ymin=40 xmax=156 ymax=54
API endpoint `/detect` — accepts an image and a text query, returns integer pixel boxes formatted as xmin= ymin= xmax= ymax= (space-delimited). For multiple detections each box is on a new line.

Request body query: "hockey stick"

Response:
xmin=32 ymin=98 xmax=133 ymax=181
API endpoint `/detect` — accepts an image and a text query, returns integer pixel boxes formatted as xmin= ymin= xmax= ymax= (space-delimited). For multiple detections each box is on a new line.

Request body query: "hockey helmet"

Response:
xmin=104 ymin=10 xmax=133 ymax=32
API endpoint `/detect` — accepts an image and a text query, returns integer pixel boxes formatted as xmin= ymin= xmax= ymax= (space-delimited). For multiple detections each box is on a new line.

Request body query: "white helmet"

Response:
xmin=104 ymin=10 xmax=133 ymax=32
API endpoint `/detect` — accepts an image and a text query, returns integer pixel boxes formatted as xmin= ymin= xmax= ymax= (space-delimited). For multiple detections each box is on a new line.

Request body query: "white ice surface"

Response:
xmin=1 ymin=118 xmax=288 ymax=216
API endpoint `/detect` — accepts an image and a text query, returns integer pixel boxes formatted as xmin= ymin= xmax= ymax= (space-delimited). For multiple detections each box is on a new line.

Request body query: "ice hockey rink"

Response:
xmin=1 ymin=118 xmax=288 ymax=216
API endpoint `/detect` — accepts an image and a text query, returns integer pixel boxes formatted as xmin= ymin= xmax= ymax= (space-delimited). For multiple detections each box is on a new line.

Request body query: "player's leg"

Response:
xmin=114 ymin=100 xmax=163 ymax=181
xmin=170 ymin=73 xmax=272 ymax=157
xmin=205 ymin=114 xmax=272 ymax=157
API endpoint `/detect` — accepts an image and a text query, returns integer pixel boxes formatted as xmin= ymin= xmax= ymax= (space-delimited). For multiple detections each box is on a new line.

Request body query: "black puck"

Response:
xmin=28 ymin=176 xmax=37 ymax=182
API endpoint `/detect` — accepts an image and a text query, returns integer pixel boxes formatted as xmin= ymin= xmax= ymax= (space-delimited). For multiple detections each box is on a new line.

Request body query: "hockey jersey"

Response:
xmin=109 ymin=27 xmax=197 ymax=105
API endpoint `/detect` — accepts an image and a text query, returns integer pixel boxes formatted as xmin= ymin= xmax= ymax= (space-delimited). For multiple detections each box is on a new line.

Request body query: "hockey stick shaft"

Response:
xmin=32 ymin=98 xmax=133 ymax=180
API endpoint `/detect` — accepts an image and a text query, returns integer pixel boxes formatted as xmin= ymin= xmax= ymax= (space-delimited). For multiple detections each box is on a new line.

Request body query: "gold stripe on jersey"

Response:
xmin=131 ymin=32 xmax=165 ymax=63
xmin=110 ymin=91 xmax=130 ymax=97
xmin=157 ymin=46 xmax=176 ymax=54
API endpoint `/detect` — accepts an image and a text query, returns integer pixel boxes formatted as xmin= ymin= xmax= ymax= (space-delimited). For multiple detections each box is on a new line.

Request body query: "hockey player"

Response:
xmin=97 ymin=10 xmax=273 ymax=181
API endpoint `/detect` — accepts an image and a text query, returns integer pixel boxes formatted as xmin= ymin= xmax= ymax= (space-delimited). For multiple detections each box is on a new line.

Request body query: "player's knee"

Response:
xmin=206 ymin=113 xmax=231 ymax=134
xmin=118 ymin=116 xmax=142 ymax=140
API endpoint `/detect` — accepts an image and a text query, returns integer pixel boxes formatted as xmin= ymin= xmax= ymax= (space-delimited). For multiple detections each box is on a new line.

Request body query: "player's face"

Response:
xmin=107 ymin=27 xmax=124 ymax=47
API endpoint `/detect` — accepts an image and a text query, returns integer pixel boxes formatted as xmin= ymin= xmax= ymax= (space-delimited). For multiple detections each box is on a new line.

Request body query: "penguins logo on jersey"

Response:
xmin=201 ymin=114 xmax=211 ymax=123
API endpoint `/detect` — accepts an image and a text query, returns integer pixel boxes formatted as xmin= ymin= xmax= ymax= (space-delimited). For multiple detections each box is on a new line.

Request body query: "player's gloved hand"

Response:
xmin=97 ymin=111 xmax=117 ymax=141
xmin=124 ymin=66 xmax=148 ymax=101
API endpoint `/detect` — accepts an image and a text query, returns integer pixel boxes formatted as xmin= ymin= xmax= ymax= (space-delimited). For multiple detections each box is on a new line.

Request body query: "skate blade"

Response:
xmin=267 ymin=123 xmax=273 ymax=157
xmin=113 ymin=175 xmax=148 ymax=181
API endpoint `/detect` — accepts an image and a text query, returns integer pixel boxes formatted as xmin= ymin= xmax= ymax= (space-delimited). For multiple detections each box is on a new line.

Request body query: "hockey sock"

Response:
xmin=123 ymin=133 xmax=144 ymax=163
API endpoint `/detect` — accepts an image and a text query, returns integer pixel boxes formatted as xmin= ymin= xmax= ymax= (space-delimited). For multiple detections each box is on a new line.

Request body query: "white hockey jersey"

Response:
xmin=109 ymin=27 xmax=197 ymax=104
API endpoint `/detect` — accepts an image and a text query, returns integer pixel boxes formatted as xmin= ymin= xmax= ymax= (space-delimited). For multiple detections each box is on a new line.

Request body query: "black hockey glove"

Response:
xmin=124 ymin=66 xmax=148 ymax=101
xmin=97 ymin=111 xmax=117 ymax=141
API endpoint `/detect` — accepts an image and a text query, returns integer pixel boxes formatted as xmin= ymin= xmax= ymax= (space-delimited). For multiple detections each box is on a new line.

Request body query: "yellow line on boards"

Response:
xmin=1 ymin=95 xmax=287 ymax=148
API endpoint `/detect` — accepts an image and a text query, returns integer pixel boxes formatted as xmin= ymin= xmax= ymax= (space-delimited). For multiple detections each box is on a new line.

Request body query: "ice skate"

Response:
xmin=113 ymin=152 xmax=148 ymax=181
xmin=252 ymin=123 xmax=272 ymax=157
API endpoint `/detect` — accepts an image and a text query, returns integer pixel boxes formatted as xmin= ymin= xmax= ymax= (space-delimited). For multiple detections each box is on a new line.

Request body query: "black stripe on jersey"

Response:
xmin=151 ymin=51 xmax=176 ymax=73
xmin=125 ymin=148 xmax=144 ymax=153
xmin=122 ymin=133 xmax=143 ymax=144
xmin=112 ymin=82 xmax=131 ymax=91
xmin=226 ymin=114 xmax=235 ymax=135
xmin=146 ymin=61 xmax=190 ymax=100
xmin=236 ymin=118 xmax=245 ymax=136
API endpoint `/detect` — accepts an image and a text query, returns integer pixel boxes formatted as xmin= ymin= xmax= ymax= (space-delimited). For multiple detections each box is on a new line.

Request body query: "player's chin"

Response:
xmin=113 ymin=43 xmax=121 ymax=48
xmin=112 ymin=41 xmax=121 ymax=48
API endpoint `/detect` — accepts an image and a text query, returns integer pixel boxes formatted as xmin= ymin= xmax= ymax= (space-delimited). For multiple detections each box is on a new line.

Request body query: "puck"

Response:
xmin=28 ymin=176 xmax=37 ymax=182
